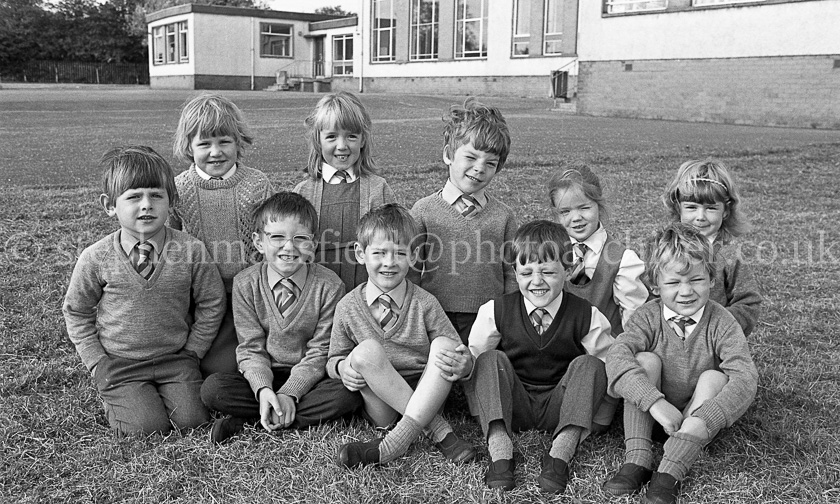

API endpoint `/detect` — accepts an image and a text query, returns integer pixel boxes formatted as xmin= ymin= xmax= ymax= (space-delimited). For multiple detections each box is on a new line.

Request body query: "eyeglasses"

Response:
xmin=264 ymin=233 xmax=315 ymax=247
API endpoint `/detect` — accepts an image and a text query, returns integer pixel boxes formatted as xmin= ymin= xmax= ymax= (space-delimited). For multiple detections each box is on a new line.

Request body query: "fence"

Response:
xmin=2 ymin=61 xmax=149 ymax=85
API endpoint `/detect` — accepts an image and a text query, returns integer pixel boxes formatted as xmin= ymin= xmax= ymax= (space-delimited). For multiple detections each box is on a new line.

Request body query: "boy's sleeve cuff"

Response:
xmin=244 ymin=370 xmax=274 ymax=399
xmin=691 ymin=401 xmax=728 ymax=434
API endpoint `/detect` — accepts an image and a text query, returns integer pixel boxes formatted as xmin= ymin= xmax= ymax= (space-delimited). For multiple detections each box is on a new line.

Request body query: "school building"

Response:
xmin=146 ymin=1 xmax=840 ymax=129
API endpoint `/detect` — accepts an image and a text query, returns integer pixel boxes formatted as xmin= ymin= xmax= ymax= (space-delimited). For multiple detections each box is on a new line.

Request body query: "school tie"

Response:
xmin=275 ymin=278 xmax=299 ymax=317
xmin=378 ymin=294 xmax=398 ymax=331
xmin=530 ymin=308 xmax=549 ymax=335
xmin=333 ymin=170 xmax=349 ymax=183
xmin=669 ymin=315 xmax=696 ymax=340
xmin=459 ymin=194 xmax=479 ymax=217
xmin=132 ymin=241 xmax=154 ymax=279
xmin=568 ymin=242 xmax=590 ymax=286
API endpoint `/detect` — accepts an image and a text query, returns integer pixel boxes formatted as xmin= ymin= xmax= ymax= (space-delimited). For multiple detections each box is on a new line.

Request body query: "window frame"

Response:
xmin=455 ymin=0 xmax=489 ymax=60
xmin=604 ymin=0 xmax=669 ymax=14
xmin=543 ymin=0 xmax=563 ymax=55
xmin=512 ymin=0 xmax=530 ymax=57
xmin=372 ymin=0 xmax=396 ymax=63
xmin=333 ymin=34 xmax=354 ymax=75
xmin=260 ymin=23 xmax=294 ymax=59
xmin=410 ymin=0 xmax=439 ymax=61
xmin=152 ymin=20 xmax=188 ymax=66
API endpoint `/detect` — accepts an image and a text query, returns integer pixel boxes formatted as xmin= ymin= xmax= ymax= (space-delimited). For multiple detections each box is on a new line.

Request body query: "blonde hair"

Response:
xmin=173 ymin=94 xmax=253 ymax=164
xmin=356 ymin=204 xmax=419 ymax=251
xmin=442 ymin=98 xmax=510 ymax=171
xmin=505 ymin=220 xmax=573 ymax=269
xmin=101 ymin=145 xmax=178 ymax=204
xmin=663 ymin=159 xmax=750 ymax=241
xmin=304 ymin=91 xmax=376 ymax=179
xmin=547 ymin=164 xmax=607 ymax=220
xmin=642 ymin=223 xmax=716 ymax=290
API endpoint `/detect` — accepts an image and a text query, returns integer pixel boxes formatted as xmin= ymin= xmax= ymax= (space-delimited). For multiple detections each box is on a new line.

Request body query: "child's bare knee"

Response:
xmin=349 ymin=339 xmax=388 ymax=372
xmin=698 ymin=369 xmax=728 ymax=392
xmin=635 ymin=352 xmax=661 ymax=373
xmin=430 ymin=336 xmax=458 ymax=353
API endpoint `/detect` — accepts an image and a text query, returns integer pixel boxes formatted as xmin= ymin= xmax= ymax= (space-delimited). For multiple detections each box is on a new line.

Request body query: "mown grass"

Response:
xmin=1 ymin=88 xmax=839 ymax=503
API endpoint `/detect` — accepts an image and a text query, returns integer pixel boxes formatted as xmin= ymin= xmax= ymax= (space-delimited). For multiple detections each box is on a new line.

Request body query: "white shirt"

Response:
xmin=662 ymin=305 xmax=706 ymax=340
xmin=195 ymin=163 xmax=237 ymax=180
xmin=321 ymin=163 xmax=358 ymax=184
xmin=440 ymin=179 xmax=488 ymax=214
xmin=469 ymin=291 xmax=615 ymax=363
xmin=364 ymin=279 xmax=407 ymax=319
xmin=571 ymin=225 xmax=648 ymax=328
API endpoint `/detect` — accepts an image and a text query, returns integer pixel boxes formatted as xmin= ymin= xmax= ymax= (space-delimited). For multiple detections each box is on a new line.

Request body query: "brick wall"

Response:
xmin=332 ymin=75 xmax=576 ymax=99
xmin=578 ymin=55 xmax=840 ymax=129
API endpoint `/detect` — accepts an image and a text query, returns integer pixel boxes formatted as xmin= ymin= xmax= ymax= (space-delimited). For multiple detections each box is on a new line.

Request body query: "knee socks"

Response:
xmin=624 ymin=402 xmax=655 ymax=469
xmin=379 ymin=415 xmax=422 ymax=463
xmin=487 ymin=420 xmax=514 ymax=462
xmin=658 ymin=432 xmax=705 ymax=481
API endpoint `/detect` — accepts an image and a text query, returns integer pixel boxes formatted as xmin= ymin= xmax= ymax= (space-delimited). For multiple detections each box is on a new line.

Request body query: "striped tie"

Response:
xmin=460 ymin=194 xmax=478 ymax=217
xmin=275 ymin=278 xmax=299 ymax=317
xmin=334 ymin=170 xmax=349 ymax=183
xmin=133 ymin=241 xmax=154 ymax=279
xmin=530 ymin=308 xmax=548 ymax=335
xmin=568 ymin=242 xmax=590 ymax=285
xmin=378 ymin=294 xmax=397 ymax=331
xmin=669 ymin=315 xmax=696 ymax=340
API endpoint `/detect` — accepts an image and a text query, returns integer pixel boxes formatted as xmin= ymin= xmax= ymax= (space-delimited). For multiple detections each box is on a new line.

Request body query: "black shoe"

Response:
xmin=210 ymin=416 xmax=246 ymax=444
xmin=538 ymin=453 xmax=570 ymax=494
xmin=485 ymin=458 xmax=515 ymax=491
xmin=603 ymin=462 xmax=654 ymax=495
xmin=337 ymin=437 xmax=383 ymax=469
xmin=435 ymin=432 xmax=477 ymax=464
xmin=643 ymin=472 xmax=681 ymax=504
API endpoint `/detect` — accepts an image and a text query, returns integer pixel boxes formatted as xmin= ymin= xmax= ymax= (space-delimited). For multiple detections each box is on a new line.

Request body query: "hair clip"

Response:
xmin=690 ymin=177 xmax=728 ymax=191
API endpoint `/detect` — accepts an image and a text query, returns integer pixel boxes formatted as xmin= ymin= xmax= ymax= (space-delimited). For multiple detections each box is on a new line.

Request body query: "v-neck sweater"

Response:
xmin=233 ymin=263 xmax=345 ymax=399
xmin=63 ymin=228 xmax=226 ymax=371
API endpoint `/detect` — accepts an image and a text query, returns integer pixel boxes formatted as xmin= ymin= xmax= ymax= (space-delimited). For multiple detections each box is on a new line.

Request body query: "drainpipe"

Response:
xmin=358 ymin=0 xmax=364 ymax=93
xmin=250 ymin=17 xmax=255 ymax=90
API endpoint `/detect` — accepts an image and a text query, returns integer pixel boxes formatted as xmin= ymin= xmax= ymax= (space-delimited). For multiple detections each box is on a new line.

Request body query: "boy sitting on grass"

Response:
xmin=327 ymin=204 xmax=476 ymax=468
xmin=63 ymin=146 xmax=226 ymax=435
xmin=467 ymin=220 xmax=614 ymax=494
xmin=200 ymin=192 xmax=362 ymax=443
xmin=603 ymin=223 xmax=758 ymax=504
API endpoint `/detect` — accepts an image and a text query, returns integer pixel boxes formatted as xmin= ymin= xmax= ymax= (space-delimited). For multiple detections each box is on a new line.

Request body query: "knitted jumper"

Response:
xmin=233 ymin=263 xmax=345 ymax=400
xmin=606 ymin=299 xmax=758 ymax=435
xmin=711 ymin=240 xmax=762 ymax=336
xmin=565 ymin=236 xmax=625 ymax=335
xmin=410 ymin=192 xmax=518 ymax=313
xmin=327 ymin=281 xmax=460 ymax=378
xmin=63 ymin=228 xmax=226 ymax=371
xmin=495 ymin=291 xmax=592 ymax=386
xmin=170 ymin=164 xmax=274 ymax=291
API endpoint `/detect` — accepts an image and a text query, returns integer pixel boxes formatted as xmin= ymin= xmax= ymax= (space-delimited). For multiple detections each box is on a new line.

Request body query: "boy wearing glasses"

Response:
xmin=201 ymin=192 xmax=362 ymax=443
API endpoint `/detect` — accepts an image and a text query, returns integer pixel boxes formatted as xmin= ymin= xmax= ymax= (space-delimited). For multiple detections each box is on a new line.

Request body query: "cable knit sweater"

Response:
xmin=233 ymin=263 xmax=345 ymax=400
xmin=63 ymin=228 xmax=226 ymax=371
xmin=170 ymin=164 xmax=274 ymax=291
xmin=606 ymin=299 xmax=758 ymax=435
xmin=409 ymin=192 xmax=518 ymax=313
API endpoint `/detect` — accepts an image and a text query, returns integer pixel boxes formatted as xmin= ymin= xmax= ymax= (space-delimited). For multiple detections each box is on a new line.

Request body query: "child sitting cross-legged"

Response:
xmin=327 ymin=203 xmax=476 ymax=468
xmin=603 ymin=223 xmax=758 ymax=504
xmin=467 ymin=220 xmax=615 ymax=494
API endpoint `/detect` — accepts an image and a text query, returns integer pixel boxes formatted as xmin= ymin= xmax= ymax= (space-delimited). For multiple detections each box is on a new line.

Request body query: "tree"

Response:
xmin=314 ymin=5 xmax=353 ymax=16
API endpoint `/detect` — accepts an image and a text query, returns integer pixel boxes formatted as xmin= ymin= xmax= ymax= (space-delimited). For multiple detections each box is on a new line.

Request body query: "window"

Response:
xmin=152 ymin=20 xmax=188 ymax=65
xmin=692 ymin=0 xmax=764 ymax=5
xmin=373 ymin=0 xmax=396 ymax=62
xmin=605 ymin=0 xmax=667 ymax=14
xmin=261 ymin=23 xmax=293 ymax=58
xmin=333 ymin=34 xmax=354 ymax=75
xmin=544 ymin=0 xmax=562 ymax=55
xmin=455 ymin=0 xmax=488 ymax=59
xmin=512 ymin=0 xmax=530 ymax=57
xmin=410 ymin=0 xmax=438 ymax=60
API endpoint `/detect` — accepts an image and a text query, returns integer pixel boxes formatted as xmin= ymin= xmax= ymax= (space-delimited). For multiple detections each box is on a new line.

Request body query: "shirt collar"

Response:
xmin=571 ymin=224 xmax=607 ymax=255
xmin=441 ymin=179 xmax=487 ymax=207
xmin=266 ymin=263 xmax=309 ymax=292
xmin=119 ymin=227 xmax=165 ymax=257
xmin=662 ymin=304 xmax=705 ymax=324
xmin=321 ymin=163 xmax=357 ymax=183
xmin=522 ymin=291 xmax=564 ymax=320
xmin=365 ymin=279 xmax=407 ymax=309
xmin=194 ymin=163 xmax=237 ymax=180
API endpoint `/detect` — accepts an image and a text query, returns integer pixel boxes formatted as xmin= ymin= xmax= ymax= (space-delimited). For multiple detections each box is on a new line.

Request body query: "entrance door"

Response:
xmin=313 ymin=37 xmax=324 ymax=77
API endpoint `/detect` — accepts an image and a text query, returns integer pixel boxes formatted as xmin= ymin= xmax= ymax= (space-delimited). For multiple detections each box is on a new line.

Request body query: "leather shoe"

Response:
xmin=538 ymin=453 xmax=569 ymax=494
xmin=435 ymin=432 xmax=477 ymax=464
xmin=337 ymin=437 xmax=383 ymax=468
xmin=485 ymin=458 xmax=515 ymax=490
xmin=210 ymin=416 xmax=246 ymax=444
xmin=603 ymin=462 xmax=653 ymax=495
xmin=643 ymin=472 xmax=681 ymax=504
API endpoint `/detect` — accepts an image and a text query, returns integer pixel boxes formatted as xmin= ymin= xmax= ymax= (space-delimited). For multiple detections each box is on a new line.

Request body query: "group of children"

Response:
xmin=62 ymin=91 xmax=761 ymax=503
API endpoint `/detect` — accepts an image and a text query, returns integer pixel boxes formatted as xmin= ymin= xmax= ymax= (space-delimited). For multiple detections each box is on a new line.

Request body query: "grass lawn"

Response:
xmin=1 ymin=86 xmax=839 ymax=503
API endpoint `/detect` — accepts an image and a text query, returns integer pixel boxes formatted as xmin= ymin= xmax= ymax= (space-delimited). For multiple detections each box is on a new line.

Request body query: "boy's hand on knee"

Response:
xmin=649 ymin=398 xmax=683 ymax=435
xmin=338 ymin=359 xmax=366 ymax=392
xmin=435 ymin=344 xmax=472 ymax=382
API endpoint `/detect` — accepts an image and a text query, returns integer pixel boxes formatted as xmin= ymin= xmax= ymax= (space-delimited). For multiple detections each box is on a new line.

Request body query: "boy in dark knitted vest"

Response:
xmin=63 ymin=146 xmax=226 ymax=435
xmin=328 ymin=204 xmax=476 ymax=468
xmin=170 ymin=94 xmax=275 ymax=377
xmin=466 ymin=220 xmax=615 ymax=494
xmin=200 ymin=192 xmax=361 ymax=443
xmin=410 ymin=98 xmax=517 ymax=345
xmin=603 ymin=223 xmax=758 ymax=504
